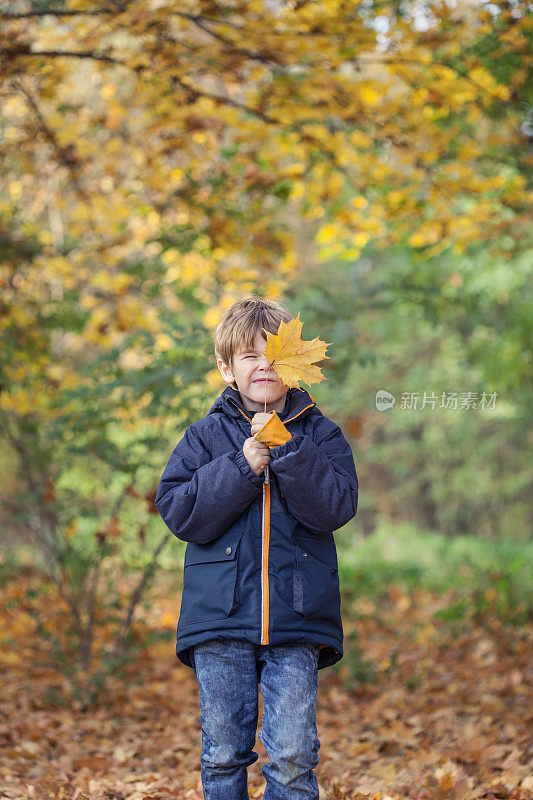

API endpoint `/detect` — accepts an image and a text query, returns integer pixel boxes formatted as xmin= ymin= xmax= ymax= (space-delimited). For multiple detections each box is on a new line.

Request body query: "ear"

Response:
xmin=217 ymin=356 xmax=236 ymax=385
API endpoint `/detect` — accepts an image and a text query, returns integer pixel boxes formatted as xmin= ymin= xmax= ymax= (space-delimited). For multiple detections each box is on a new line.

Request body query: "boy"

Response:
xmin=155 ymin=297 xmax=358 ymax=800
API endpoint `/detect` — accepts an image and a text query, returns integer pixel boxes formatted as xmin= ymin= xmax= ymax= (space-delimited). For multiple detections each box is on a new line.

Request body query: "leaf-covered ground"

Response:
xmin=1 ymin=571 xmax=532 ymax=800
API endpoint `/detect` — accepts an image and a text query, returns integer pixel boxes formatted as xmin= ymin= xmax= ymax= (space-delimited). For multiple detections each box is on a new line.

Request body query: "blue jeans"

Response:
xmin=191 ymin=639 xmax=321 ymax=800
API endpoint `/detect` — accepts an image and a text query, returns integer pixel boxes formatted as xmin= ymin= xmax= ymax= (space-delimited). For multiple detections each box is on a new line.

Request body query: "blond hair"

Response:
xmin=214 ymin=297 xmax=294 ymax=388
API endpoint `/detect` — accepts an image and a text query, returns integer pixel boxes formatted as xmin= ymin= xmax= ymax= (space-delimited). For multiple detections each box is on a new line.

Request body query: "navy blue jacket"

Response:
xmin=154 ymin=385 xmax=358 ymax=671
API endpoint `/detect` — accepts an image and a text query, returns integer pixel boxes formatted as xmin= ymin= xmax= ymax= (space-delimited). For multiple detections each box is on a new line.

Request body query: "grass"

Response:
xmin=331 ymin=521 xmax=533 ymax=688
xmin=337 ymin=520 xmax=533 ymax=624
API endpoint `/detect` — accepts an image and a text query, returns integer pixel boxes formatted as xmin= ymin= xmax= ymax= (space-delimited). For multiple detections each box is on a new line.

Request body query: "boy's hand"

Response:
xmin=250 ymin=412 xmax=273 ymax=437
xmin=243 ymin=437 xmax=271 ymax=477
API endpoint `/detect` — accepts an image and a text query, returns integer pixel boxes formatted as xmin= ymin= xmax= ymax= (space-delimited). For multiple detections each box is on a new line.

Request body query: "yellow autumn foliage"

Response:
xmin=0 ymin=0 xmax=529 ymax=417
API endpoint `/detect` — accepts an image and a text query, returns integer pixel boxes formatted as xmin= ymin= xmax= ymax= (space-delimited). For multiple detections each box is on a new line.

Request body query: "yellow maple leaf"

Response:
xmin=263 ymin=312 xmax=332 ymax=390
xmin=254 ymin=410 xmax=293 ymax=448
xmin=253 ymin=313 xmax=332 ymax=450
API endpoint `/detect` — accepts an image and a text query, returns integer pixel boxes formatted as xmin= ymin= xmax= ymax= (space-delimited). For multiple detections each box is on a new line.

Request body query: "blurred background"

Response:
xmin=1 ymin=1 xmax=532 ymax=798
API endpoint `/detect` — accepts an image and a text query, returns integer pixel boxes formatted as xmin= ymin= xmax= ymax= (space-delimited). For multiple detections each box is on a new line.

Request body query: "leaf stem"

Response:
xmin=263 ymin=365 xmax=273 ymax=412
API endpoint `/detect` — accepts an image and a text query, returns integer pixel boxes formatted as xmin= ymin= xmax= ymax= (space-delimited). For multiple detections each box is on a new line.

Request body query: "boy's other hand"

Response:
xmin=243 ymin=437 xmax=271 ymax=477
xmin=250 ymin=412 xmax=273 ymax=437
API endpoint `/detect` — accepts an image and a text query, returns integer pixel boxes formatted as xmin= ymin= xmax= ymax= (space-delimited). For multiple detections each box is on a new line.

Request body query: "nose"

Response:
xmin=257 ymin=353 xmax=272 ymax=370
xmin=256 ymin=354 xmax=276 ymax=377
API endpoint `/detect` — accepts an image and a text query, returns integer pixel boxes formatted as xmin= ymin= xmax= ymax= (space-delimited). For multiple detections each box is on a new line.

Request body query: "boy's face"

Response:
xmin=217 ymin=330 xmax=289 ymax=414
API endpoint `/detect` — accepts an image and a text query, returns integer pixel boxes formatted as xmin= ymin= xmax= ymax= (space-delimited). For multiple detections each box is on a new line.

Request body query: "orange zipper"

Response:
xmin=261 ymin=465 xmax=271 ymax=644
xmin=227 ymin=393 xmax=315 ymax=646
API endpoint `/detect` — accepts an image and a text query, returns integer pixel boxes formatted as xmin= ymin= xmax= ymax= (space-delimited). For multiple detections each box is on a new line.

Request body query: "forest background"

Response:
xmin=1 ymin=1 xmax=532 ymax=799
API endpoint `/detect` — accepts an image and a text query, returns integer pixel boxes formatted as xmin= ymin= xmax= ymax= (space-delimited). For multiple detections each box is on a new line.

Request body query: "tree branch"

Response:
xmin=13 ymin=80 xmax=90 ymax=202
xmin=176 ymin=13 xmax=278 ymax=67
xmin=113 ymin=533 xmax=168 ymax=657
xmin=3 ymin=46 xmax=122 ymax=64
xmin=1 ymin=8 xmax=116 ymax=19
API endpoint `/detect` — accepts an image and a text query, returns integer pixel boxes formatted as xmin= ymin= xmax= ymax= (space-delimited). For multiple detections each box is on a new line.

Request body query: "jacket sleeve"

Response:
xmin=269 ymin=420 xmax=358 ymax=536
xmin=154 ymin=423 xmax=263 ymax=544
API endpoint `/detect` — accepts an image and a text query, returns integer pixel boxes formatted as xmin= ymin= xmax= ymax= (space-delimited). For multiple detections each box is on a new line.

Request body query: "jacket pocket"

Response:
xmin=178 ymin=527 xmax=244 ymax=627
xmin=292 ymin=538 xmax=341 ymax=627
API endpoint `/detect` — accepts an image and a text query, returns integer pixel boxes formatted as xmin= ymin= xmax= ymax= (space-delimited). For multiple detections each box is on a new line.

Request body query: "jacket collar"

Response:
xmin=206 ymin=385 xmax=316 ymax=424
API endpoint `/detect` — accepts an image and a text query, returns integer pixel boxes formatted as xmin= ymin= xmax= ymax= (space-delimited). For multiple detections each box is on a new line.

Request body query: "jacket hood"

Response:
xmin=206 ymin=385 xmax=317 ymax=423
